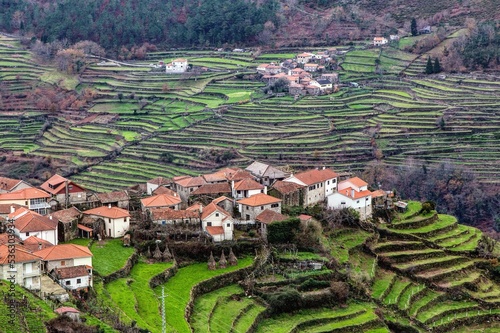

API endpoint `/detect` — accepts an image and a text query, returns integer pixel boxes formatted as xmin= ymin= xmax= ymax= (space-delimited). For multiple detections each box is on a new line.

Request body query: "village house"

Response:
xmin=40 ymin=174 xmax=87 ymax=208
xmin=297 ymin=52 xmax=314 ymax=64
xmin=150 ymin=207 xmax=200 ymax=225
xmin=373 ymin=37 xmax=388 ymax=46
xmin=257 ymin=63 xmax=270 ymax=73
xmin=34 ymin=243 xmax=92 ymax=273
xmin=390 ymin=35 xmax=400 ymax=41
xmin=96 ymin=190 xmax=130 ymax=210
xmin=245 ymin=161 xmax=289 ymax=186
xmin=306 ymin=85 xmax=321 ymax=95
xmin=320 ymin=73 xmax=339 ymax=83
xmin=55 ymin=307 xmax=80 ymax=322
xmin=82 ymin=205 xmax=130 ymax=238
xmin=190 ymin=183 xmax=232 ymax=204
xmin=289 ymin=82 xmax=307 ymax=96
xmin=165 ymin=58 xmax=188 ymax=73
xmin=0 ymin=177 xmax=33 ymax=193
xmin=51 ymin=265 xmax=92 ymax=291
xmin=304 ymin=63 xmax=319 ymax=72
xmin=232 ymin=178 xmax=265 ymax=200
xmin=172 ymin=176 xmax=206 ymax=202
xmin=0 ymin=244 xmax=42 ymax=290
xmin=201 ymin=203 xmax=234 ymax=242
xmin=326 ymin=177 xmax=373 ymax=220
xmin=146 ymin=177 xmax=171 ymax=195
xmin=283 ymin=168 xmax=338 ymax=206
xmin=316 ymin=79 xmax=333 ymax=92
xmin=211 ymin=196 xmax=235 ymax=214
xmin=0 ymin=203 xmax=21 ymax=221
xmin=22 ymin=236 xmax=54 ymax=252
xmin=237 ymin=193 xmax=282 ymax=222
xmin=268 ymin=180 xmax=304 ymax=206
xmin=9 ymin=207 xmax=58 ymax=245
xmin=51 ymin=207 xmax=81 ymax=243
xmin=141 ymin=193 xmax=182 ymax=211
xmin=0 ymin=188 xmax=51 ymax=215
xmin=255 ymin=209 xmax=287 ymax=238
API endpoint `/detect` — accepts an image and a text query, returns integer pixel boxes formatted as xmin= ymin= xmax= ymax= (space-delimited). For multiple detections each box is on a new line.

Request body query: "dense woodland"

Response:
xmin=1 ymin=0 xmax=278 ymax=50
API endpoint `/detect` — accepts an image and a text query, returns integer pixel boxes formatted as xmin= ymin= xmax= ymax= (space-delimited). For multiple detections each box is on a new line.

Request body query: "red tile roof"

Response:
xmin=271 ymin=181 xmax=304 ymax=195
xmin=289 ymin=168 xmax=338 ymax=186
xmin=206 ymin=226 xmax=224 ymax=236
xmin=255 ymin=209 xmax=287 ymax=224
xmin=201 ymin=202 xmax=232 ymax=220
xmin=0 ymin=244 xmax=41 ymax=264
xmin=13 ymin=210 xmax=57 ymax=233
xmin=187 ymin=202 xmax=204 ymax=211
xmin=0 ymin=188 xmax=50 ymax=200
xmin=83 ymin=206 xmax=130 ymax=219
xmin=53 ymin=265 xmax=89 ymax=279
xmin=237 ymin=193 xmax=281 ymax=207
xmin=211 ymin=196 xmax=231 ymax=205
xmin=344 ymin=177 xmax=368 ymax=188
xmin=338 ymin=187 xmax=372 ymax=199
xmin=174 ymin=176 xmax=206 ymax=188
xmin=191 ymin=183 xmax=231 ymax=195
xmin=371 ymin=189 xmax=386 ymax=198
xmin=51 ymin=207 xmax=81 ymax=223
xmin=147 ymin=177 xmax=171 ymax=185
xmin=233 ymin=178 xmax=264 ymax=191
xmin=152 ymin=187 xmax=178 ymax=196
xmin=40 ymin=174 xmax=85 ymax=195
xmin=141 ymin=194 xmax=182 ymax=208
xmin=0 ymin=203 xmax=22 ymax=214
xmin=0 ymin=233 xmax=21 ymax=245
xmin=151 ymin=208 xmax=200 ymax=221
xmin=299 ymin=214 xmax=313 ymax=221
xmin=97 ymin=190 xmax=130 ymax=203
xmin=77 ymin=224 xmax=93 ymax=232
xmin=0 ymin=177 xmax=24 ymax=192
xmin=34 ymin=244 xmax=92 ymax=260
xmin=226 ymin=169 xmax=254 ymax=182
xmin=55 ymin=307 xmax=80 ymax=314
xmin=22 ymin=236 xmax=54 ymax=252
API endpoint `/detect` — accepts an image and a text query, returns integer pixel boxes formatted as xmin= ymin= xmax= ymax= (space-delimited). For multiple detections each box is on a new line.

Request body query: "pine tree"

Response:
xmin=425 ymin=57 xmax=434 ymax=74
xmin=433 ymin=58 xmax=442 ymax=73
xmin=411 ymin=18 xmax=418 ymax=36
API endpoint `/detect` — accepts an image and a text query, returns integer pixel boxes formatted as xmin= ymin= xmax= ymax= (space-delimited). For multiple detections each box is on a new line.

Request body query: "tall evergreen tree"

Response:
xmin=433 ymin=58 xmax=442 ymax=73
xmin=425 ymin=56 xmax=434 ymax=74
xmin=411 ymin=18 xmax=418 ymax=36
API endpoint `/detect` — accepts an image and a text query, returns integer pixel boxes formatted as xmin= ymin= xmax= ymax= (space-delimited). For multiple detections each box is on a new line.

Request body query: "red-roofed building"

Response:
xmin=9 ymin=207 xmax=58 ymax=245
xmin=201 ymin=203 xmax=233 ymax=241
xmin=40 ymin=174 xmax=87 ymax=207
xmin=83 ymin=205 xmax=130 ymax=238
xmin=34 ymin=244 xmax=92 ymax=272
xmin=268 ymin=180 xmax=305 ymax=206
xmin=96 ymin=190 xmax=130 ymax=210
xmin=211 ymin=196 xmax=234 ymax=213
xmin=55 ymin=307 xmax=80 ymax=321
xmin=146 ymin=177 xmax=171 ymax=195
xmin=191 ymin=183 xmax=232 ymax=202
xmin=0 ymin=188 xmax=51 ymax=215
xmin=327 ymin=177 xmax=373 ymax=220
xmin=150 ymin=207 xmax=200 ymax=225
xmin=0 ymin=244 xmax=42 ymax=290
xmin=232 ymin=178 xmax=265 ymax=199
xmin=255 ymin=209 xmax=287 ymax=237
xmin=141 ymin=193 xmax=182 ymax=210
xmin=237 ymin=193 xmax=282 ymax=222
xmin=284 ymin=168 xmax=338 ymax=206
xmin=297 ymin=52 xmax=314 ymax=64
xmin=0 ymin=177 xmax=33 ymax=193
xmin=51 ymin=207 xmax=81 ymax=243
xmin=22 ymin=236 xmax=54 ymax=252
xmin=172 ymin=176 xmax=206 ymax=201
xmin=51 ymin=265 xmax=92 ymax=290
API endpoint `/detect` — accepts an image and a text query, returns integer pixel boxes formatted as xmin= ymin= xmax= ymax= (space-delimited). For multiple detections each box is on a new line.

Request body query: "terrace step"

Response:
xmin=378 ymin=249 xmax=445 ymax=263
xmin=394 ymin=256 xmax=468 ymax=274
xmin=437 ymin=271 xmax=482 ymax=289
xmin=414 ymin=260 xmax=476 ymax=282
xmin=372 ymin=241 xmax=426 ymax=253
xmin=389 ymin=212 xmax=438 ymax=230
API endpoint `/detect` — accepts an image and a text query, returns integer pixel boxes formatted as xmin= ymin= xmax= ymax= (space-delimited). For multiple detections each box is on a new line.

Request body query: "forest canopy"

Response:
xmin=1 ymin=0 xmax=279 ymax=50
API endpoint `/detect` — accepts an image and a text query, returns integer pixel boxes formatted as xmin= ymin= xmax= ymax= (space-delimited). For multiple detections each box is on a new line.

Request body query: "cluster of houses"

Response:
xmin=0 ymin=162 xmax=394 ymax=295
xmin=258 ymin=49 xmax=340 ymax=96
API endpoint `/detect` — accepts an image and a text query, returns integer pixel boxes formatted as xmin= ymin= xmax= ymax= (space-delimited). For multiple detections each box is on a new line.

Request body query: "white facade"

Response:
xmin=233 ymin=188 xmax=264 ymax=200
xmin=0 ymin=261 xmax=41 ymax=290
xmin=202 ymin=208 xmax=233 ymax=241
xmin=327 ymin=192 xmax=372 ymax=220
xmin=373 ymin=37 xmax=388 ymax=46
xmin=284 ymin=173 xmax=337 ymax=206
xmin=59 ymin=274 xmax=92 ymax=290
xmin=103 ymin=216 xmax=130 ymax=238
xmin=166 ymin=58 xmax=188 ymax=73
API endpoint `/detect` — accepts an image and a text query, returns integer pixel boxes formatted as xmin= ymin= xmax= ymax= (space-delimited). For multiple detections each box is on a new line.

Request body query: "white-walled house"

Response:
xmin=373 ymin=37 xmax=388 ymax=46
xmin=146 ymin=177 xmax=171 ymax=195
xmin=327 ymin=177 xmax=373 ymax=220
xmin=200 ymin=203 xmax=233 ymax=242
xmin=82 ymin=205 xmax=130 ymax=238
xmin=0 ymin=244 xmax=42 ymax=290
xmin=9 ymin=207 xmax=58 ymax=245
xmin=232 ymin=178 xmax=265 ymax=199
xmin=0 ymin=177 xmax=33 ymax=193
xmin=0 ymin=188 xmax=51 ymax=215
xmin=34 ymin=244 xmax=93 ymax=273
xmin=52 ymin=265 xmax=92 ymax=290
xmin=283 ymin=168 xmax=338 ymax=206
xmin=166 ymin=58 xmax=188 ymax=73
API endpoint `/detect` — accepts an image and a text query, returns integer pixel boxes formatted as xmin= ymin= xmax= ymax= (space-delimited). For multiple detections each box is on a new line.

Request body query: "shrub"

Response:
xmin=298 ymin=278 xmax=330 ymax=291
xmin=266 ymin=288 xmax=302 ymax=313
xmin=267 ymin=217 xmax=301 ymax=244
xmin=330 ymin=281 xmax=349 ymax=305
xmin=420 ymin=200 xmax=436 ymax=214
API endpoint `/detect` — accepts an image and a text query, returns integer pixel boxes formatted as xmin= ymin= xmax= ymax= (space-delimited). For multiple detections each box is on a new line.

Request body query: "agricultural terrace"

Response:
xmin=90 ymin=239 xmax=136 ymax=276
xmin=0 ymin=34 xmax=498 ymax=191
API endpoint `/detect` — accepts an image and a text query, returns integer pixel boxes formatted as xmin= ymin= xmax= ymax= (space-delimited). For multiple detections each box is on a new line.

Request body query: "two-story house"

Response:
xmin=200 ymin=203 xmax=233 ymax=242
xmin=232 ymin=178 xmax=265 ymax=199
xmin=296 ymin=52 xmax=314 ymax=64
xmin=146 ymin=177 xmax=171 ymax=195
xmin=52 ymin=265 xmax=92 ymax=291
xmin=141 ymin=193 xmax=182 ymax=211
xmin=237 ymin=193 xmax=282 ymax=222
xmin=0 ymin=244 xmax=42 ymax=290
xmin=0 ymin=177 xmax=33 ymax=193
xmin=327 ymin=177 xmax=373 ymax=220
xmin=83 ymin=205 xmax=130 ymax=238
xmin=172 ymin=176 xmax=206 ymax=202
xmin=40 ymin=174 xmax=87 ymax=208
xmin=245 ymin=161 xmax=288 ymax=186
xmin=34 ymin=243 xmax=92 ymax=273
xmin=9 ymin=207 xmax=58 ymax=245
xmin=283 ymin=168 xmax=338 ymax=206
xmin=0 ymin=188 xmax=51 ymax=215
xmin=165 ymin=58 xmax=188 ymax=73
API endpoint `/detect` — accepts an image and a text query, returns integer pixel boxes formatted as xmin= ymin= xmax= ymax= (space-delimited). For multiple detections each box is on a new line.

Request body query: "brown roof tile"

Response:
xmin=255 ymin=209 xmax=287 ymax=224
xmin=141 ymin=194 xmax=181 ymax=208
xmin=191 ymin=183 xmax=231 ymax=195
xmin=201 ymin=202 xmax=232 ymax=220
xmin=289 ymin=168 xmax=338 ymax=186
xmin=51 ymin=207 xmax=81 ymax=223
xmin=147 ymin=177 xmax=171 ymax=186
xmin=0 ymin=244 xmax=40 ymax=264
xmin=34 ymin=244 xmax=92 ymax=260
xmin=271 ymin=181 xmax=304 ymax=195
xmin=206 ymin=226 xmax=224 ymax=236
xmin=12 ymin=210 xmax=58 ymax=233
xmin=151 ymin=208 xmax=200 ymax=221
xmin=0 ymin=177 xmax=24 ymax=192
xmin=53 ymin=265 xmax=90 ymax=279
xmin=233 ymin=178 xmax=264 ymax=191
xmin=83 ymin=206 xmax=130 ymax=219
xmin=343 ymin=177 xmax=368 ymax=188
xmin=174 ymin=176 xmax=206 ymax=188
xmin=237 ymin=193 xmax=281 ymax=207
xmin=40 ymin=174 xmax=85 ymax=195
xmin=152 ymin=187 xmax=178 ymax=196
xmin=0 ymin=188 xmax=50 ymax=200
xmin=97 ymin=190 xmax=130 ymax=204
xmin=22 ymin=236 xmax=54 ymax=252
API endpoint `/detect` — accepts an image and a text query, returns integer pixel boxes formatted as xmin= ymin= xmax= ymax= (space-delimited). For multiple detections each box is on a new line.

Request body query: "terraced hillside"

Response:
xmin=0 ymin=34 xmax=499 ymax=191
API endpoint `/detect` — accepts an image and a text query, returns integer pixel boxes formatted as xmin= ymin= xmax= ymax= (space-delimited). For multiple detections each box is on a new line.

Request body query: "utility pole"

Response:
xmin=159 ymin=286 xmax=167 ymax=333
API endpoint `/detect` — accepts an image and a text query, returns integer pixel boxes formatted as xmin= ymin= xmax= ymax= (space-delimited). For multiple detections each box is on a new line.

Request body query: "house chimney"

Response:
xmin=108 ymin=204 xmax=111 ymax=209
xmin=351 ymin=189 xmax=355 ymax=198
xmin=49 ymin=215 xmax=52 ymax=220
xmin=323 ymin=166 xmax=326 ymax=170
xmin=38 ymin=243 xmax=42 ymax=250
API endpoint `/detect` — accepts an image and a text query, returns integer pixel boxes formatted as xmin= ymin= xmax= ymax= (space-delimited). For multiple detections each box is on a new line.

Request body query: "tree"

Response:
xmin=425 ymin=56 xmax=434 ymax=74
xmin=411 ymin=18 xmax=418 ymax=36
xmin=433 ymin=58 xmax=442 ymax=73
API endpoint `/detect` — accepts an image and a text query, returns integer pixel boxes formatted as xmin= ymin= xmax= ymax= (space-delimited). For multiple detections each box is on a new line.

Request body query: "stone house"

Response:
xmin=40 ymin=174 xmax=87 ymax=208
xmin=237 ymin=193 xmax=282 ymax=222
xmin=0 ymin=177 xmax=33 ymax=194
xmin=51 ymin=207 xmax=81 ymax=243
xmin=82 ymin=205 xmax=130 ymax=238
xmin=283 ymin=168 xmax=338 ymax=206
xmin=268 ymin=180 xmax=304 ymax=206
xmin=0 ymin=244 xmax=41 ymax=290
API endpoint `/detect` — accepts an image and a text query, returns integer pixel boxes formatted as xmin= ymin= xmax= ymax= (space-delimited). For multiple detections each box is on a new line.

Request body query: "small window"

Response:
xmin=226 ymin=223 xmax=230 ymax=228
xmin=207 ymin=222 xmax=212 ymax=227
xmin=366 ymin=198 xmax=369 ymax=201
xmin=26 ymin=232 xmax=30 ymax=237
xmin=68 ymin=185 xmax=73 ymax=190
xmin=341 ymin=202 xmax=346 ymax=205
xmin=215 ymin=213 xmax=219 ymax=217
xmin=261 ymin=206 xmax=264 ymax=210
xmin=76 ymin=278 xmax=81 ymax=284
xmin=271 ymin=203 xmax=279 ymax=208
xmin=65 ymin=281 xmax=71 ymax=286
xmin=61 ymin=261 xmax=66 ymax=266
xmin=327 ymin=181 xmax=330 ymax=185
xmin=246 ymin=206 xmax=249 ymax=210
xmin=237 ymin=190 xmax=241 ymax=194
xmin=356 ymin=200 xmax=360 ymax=204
